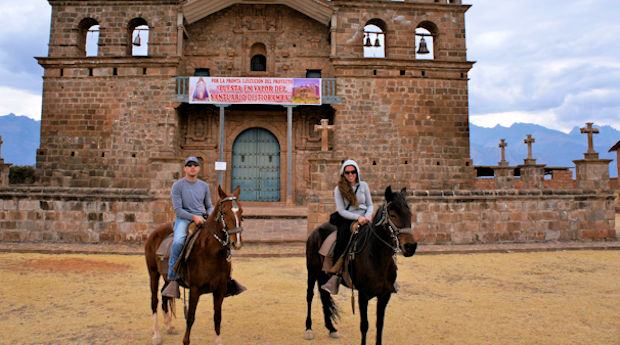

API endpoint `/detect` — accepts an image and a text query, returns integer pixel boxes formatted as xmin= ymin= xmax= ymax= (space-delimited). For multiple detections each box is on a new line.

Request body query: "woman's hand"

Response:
xmin=358 ymin=216 xmax=371 ymax=225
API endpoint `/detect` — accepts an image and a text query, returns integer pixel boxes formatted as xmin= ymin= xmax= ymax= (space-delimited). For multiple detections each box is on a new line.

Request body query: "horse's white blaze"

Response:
xmin=236 ymin=233 xmax=241 ymax=245
xmin=232 ymin=207 xmax=240 ymax=228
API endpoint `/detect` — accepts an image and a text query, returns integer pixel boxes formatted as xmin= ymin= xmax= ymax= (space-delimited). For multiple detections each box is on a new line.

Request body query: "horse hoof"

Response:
xmin=167 ymin=326 xmax=178 ymax=335
xmin=152 ymin=335 xmax=162 ymax=345
xmin=329 ymin=331 xmax=341 ymax=339
xmin=304 ymin=329 xmax=314 ymax=340
xmin=214 ymin=335 xmax=222 ymax=345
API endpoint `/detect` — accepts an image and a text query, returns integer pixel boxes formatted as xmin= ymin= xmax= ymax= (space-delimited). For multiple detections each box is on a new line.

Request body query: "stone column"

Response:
xmin=518 ymin=134 xmax=545 ymax=189
xmin=307 ymin=151 xmax=342 ymax=233
xmin=574 ymin=123 xmax=611 ymax=190
xmin=0 ymin=136 xmax=11 ymax=186
xmin=494 ymin=139 xmax=514 ymax=189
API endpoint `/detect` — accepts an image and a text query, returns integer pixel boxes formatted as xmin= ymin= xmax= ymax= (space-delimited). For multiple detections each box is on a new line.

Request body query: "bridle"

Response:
xmin=372 ymin=201 xmax=413 ymax=254
xmin=205 ymin=196 xmax=244 ymax=259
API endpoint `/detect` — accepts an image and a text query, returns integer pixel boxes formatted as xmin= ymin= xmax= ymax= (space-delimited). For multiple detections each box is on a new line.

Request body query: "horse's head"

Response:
xmin=216 ymin=185 xmax=244 ymax=250
xmin=381 ymin=186 xmax=417 ymax=257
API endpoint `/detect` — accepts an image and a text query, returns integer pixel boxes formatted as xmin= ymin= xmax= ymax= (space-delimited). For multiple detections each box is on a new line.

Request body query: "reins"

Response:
xmin=201 ymin=196 xmax=244 ymax=261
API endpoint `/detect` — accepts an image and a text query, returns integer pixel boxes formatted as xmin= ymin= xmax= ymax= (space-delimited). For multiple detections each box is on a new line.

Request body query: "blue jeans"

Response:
xmin=168 ymin=217 xmax=191 ymax=281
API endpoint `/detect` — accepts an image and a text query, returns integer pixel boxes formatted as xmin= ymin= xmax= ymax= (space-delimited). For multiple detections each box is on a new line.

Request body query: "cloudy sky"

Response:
xmin=0 ymin=0 xmax=619 ymax=133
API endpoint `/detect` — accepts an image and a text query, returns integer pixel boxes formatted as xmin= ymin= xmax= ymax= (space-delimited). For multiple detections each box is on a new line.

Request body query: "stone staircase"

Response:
xmin=241 ymin=205 xmax=309 ymax=244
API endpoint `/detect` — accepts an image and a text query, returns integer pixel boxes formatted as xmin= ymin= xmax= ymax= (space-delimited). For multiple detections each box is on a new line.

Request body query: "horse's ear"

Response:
xmin=400 ymin=187 xmax=407 ymax=195
xmin=218 ymin=185 xmax=227 ymax=198
xmin=385 ymin=186 xmax=394 ymax=201
xmin=233 ymin=185 xmax=241 ymax=198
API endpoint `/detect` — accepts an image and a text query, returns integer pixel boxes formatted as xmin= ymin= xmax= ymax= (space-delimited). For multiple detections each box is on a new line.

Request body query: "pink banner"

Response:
xmin=189 ymin=77 xmax=321 ymax=105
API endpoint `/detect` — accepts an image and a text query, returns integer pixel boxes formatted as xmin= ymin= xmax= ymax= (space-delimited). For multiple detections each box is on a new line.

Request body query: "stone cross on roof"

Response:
xmin=523 ymin=134 xmax=536 ymax=164
xmin=314 ymin=118 xmax=334 ymax=152
xmin=0 ymin=135 xmax=3 ymax=163
xmin=498 ymin=138 xmax=508 ymax=166
xmin=580 ymin=122 xmax=599 ymax=159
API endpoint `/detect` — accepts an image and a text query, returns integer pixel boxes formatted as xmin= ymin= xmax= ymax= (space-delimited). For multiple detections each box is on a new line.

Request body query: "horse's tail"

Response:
xmin=166 ymin=297 xmax=177 ymax=319
xmin=321 ymin=290 xmax=340 ymax=323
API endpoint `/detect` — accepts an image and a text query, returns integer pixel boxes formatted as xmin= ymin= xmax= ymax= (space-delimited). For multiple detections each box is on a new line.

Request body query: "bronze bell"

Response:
xmin=417 ymin=37 xmax=430 ymax=54
xmin=374 ymin=36 xmax=381 ymax=47
xmin=364 ymin=35 xmax=372 ymax=47
xmin=133 ymin=32 xmax=141 ymax=46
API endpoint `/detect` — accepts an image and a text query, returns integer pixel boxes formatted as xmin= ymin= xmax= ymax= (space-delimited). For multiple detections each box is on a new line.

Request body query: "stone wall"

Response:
xmin=0 ymin=187 xmax=172 ymax=243
xmin=307 ymin=188 xmax=616 ymax=244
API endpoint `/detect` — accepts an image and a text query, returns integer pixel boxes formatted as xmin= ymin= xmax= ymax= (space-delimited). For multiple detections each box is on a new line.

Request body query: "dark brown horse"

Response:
xmin=305 ymin=186 xmax=417 ymax=345
xmin=145 ymin=185 xmax=244 ymax=345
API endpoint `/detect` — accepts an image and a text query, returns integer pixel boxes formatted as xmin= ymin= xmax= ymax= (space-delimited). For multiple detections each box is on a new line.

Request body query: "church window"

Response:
xmin=251 ymin=55 xmax=266 ymax=71
xmin=78 ymin=18 xmax=99 ymax=57
xmin=415 ymin=22 xmax=437 ymax=60
xmin=363 ymin=19 xmax=386 ymax=58
xmin=128 ymin=18 xmax=149 ymax=56
xmin=194 ymin=68 xmax=210 ymax=76
xmin=306 ymin=69 xmax=322 ymax=78
xmin=250 ymin=43 xmax=267 ymax=72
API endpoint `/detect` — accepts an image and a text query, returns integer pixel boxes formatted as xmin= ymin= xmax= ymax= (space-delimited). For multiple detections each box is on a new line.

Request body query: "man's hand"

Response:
xmin=192 ymin=214 xmax=206 ymax=225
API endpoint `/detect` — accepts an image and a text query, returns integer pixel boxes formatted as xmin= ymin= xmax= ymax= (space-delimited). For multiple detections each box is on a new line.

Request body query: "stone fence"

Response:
xmin=0 ymin=187 xmax=172 ymax=243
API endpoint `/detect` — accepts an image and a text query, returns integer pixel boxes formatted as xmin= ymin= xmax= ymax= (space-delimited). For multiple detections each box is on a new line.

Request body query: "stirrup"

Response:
xmin=162 ymin=280 xmax=180 ymax=299
xmin=320 ymin=275 xmax=340 ymax=295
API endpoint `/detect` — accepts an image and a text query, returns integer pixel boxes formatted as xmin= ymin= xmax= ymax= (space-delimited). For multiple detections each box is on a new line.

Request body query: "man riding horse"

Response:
xmin=162 ymin=156 xmax=244 ymax=298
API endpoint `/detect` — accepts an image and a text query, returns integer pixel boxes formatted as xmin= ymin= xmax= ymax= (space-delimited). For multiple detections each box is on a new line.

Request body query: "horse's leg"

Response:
xmin=375 ymin=294 xmax=391 ymax=345
xmin=358 ymin=293 xmax=370 ymax=345
xmin=317 ymin=270 xmax=339 ymax=337
xmin=182 ymin=287 xmax=201 ymax=345
xmin=149 ymin=269 xmax=162 ymax=345
xmin=213 ymin=289 xmax=225 ymax=345
xmin=162 ymin=295 xmax=177 ymax=334
xmin=304 ymin=267 xmax=316 ymax=340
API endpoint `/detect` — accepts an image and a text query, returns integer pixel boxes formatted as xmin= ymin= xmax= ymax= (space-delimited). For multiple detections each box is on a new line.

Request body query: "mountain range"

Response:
xmin=1 ymin=113 xmax=618 ymax=177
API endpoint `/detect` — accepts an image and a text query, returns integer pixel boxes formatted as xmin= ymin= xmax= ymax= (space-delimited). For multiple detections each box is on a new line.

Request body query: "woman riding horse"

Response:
xmin=322 ymin=159 xmax=374 ymax=295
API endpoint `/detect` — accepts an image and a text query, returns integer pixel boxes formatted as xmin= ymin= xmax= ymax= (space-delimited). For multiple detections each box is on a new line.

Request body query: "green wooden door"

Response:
xmin=231 ymin=128 xmax=280 ymax=201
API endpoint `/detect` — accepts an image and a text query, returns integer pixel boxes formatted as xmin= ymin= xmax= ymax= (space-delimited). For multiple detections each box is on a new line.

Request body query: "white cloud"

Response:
xmin=0 ymin=87 xmax=42 ymax=120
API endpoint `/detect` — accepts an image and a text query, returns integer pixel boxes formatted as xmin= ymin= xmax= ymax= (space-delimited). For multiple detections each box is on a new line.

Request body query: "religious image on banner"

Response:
xmin=292 ymin=78 xmax=321 ymax=104
xmin=191 ymin=77 xmax=210 ymax=103
xmin=188 ymin=77 xmax=321 ymax=105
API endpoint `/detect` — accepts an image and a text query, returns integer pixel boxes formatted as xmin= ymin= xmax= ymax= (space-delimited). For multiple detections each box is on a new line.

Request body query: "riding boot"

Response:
xmin=225 ymin=278 xmax=247 ymax=297
xmin=320 ymin=275 xmax=340 ymax=295
xmin=162 ymin=280 xmax=180 ymax=299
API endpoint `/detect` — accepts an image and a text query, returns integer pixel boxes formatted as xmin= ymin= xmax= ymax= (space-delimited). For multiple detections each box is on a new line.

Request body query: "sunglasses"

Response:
xmin=344 ymin=170 xmax=357 ymax=175
xmin=186 ymin=163 xmax=199 ymax=167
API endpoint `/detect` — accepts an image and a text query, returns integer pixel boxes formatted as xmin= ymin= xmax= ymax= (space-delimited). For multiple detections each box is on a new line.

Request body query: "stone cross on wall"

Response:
xmin=523 ymin=134 xmax=536 ymax=164
xmin=498 ymin=139 xmax=508 ymax=166
xmin=314 ymin=119 xmax=334 ymax=152
xmin=580 ymin=122 xmax=599 ymax=159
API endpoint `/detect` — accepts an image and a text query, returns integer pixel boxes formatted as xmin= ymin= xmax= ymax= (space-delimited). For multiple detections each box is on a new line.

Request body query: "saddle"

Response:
xmin=156 ymin=222 xmax=202 ymax=285
xmin=318 ymin=221 xmax=362 ymax=289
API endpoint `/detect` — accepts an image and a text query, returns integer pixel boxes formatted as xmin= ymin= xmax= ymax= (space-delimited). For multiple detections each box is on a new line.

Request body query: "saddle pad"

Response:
xmin=319 ymin=231 xmax=337 ymax=257
xmin=156 ymin=234 xmax=174 ymax=261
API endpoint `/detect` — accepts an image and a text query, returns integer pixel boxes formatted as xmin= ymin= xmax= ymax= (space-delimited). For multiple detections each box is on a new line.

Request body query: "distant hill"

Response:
xmin=470 ymin=123 xmax=619 ymax=177
xmin=0 ymin=114 xmax=618 ymax=177
xmin=0 ymin=114 xmax=40 ymax=166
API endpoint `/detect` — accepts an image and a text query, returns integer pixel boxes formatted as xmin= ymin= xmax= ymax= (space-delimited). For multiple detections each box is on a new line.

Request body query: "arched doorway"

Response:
xmin=231 ymin=128 xmax=280 ymax=201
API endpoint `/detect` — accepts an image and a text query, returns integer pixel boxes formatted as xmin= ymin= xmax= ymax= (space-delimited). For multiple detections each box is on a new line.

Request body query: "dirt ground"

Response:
xmin=1 ymin=250 xmax=619 ymax=345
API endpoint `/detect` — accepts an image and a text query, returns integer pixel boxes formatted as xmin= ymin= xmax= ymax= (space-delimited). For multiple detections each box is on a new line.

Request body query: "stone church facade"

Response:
xmin=0 ymin=0 xmax=614 ymax=243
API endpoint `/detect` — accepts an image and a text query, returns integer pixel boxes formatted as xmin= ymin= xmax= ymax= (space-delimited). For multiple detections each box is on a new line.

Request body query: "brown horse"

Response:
xmin=145 ymin=185 xmax=244 ymax=345
xmin=304 ymin=186 xmax=418 ymax=345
